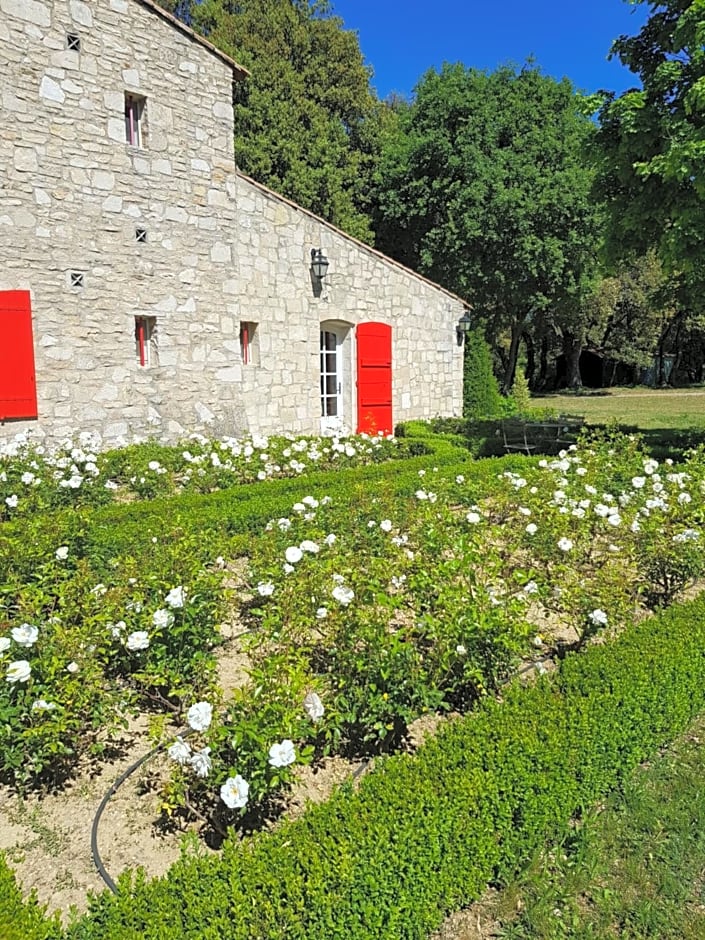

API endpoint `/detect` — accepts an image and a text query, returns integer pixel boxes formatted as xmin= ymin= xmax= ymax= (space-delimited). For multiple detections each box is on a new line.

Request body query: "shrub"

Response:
xmin=463 ymin=328 xmax=504 ymax=420
xmin=0 ymin=854 xmax=61 ymax=940
xmin=510 ymin=365 xmax=532 ymax=415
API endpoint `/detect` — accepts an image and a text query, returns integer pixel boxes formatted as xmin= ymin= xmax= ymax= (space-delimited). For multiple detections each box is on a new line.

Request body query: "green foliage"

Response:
xmin=510 ymin=365 xmax=532 ymax=416
xmin=597 ymin=1 xmax=705 ymax=280
xmin=372 ymin=62 xmax=602 ymax=388
xmin=463 ymin=327 xmax=504 ymax=419
xmin=587 ymin=251 xmax=674 ymax=372
xmin=0 ymin=855 xmax=61 ymax=940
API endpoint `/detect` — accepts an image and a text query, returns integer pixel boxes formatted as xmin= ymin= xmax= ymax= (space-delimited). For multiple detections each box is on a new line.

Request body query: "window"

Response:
xmin=69 ymin=271 xmax=84 ymax=289
xmin=66 ymin=33 xmax=81 ymax=52
xmin=124 ymin=94 xmax=145 ymax=147
xmin=135 ymin=228 xmax=147 ymax=243
xmin=135 ymin=316 xmax=157 ymax=367
xmin=0 ymin=290 xmax=38 ymax=420
xmin=240 ymin=321 xmax=258 ymax=365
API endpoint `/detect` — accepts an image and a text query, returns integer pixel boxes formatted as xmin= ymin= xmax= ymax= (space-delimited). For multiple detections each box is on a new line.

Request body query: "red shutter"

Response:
xmin=356 ymin=322 xmax=392 ymax=435
xmin=0 ymin=291 xmax=38 ymax=420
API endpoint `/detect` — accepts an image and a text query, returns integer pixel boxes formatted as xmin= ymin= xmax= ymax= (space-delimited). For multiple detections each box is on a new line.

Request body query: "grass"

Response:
xmin=532 ymin=387 xmax=705 ymax=457
xmin=477 ymin=711 xmax=705 ymax=939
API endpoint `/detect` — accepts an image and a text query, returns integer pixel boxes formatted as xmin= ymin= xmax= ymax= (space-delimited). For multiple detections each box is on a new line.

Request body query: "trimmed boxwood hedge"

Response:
xmin=4 ymin=591 xmax=705 ymax=938
xmin=2 ymin=437 xmax=527 ymax=578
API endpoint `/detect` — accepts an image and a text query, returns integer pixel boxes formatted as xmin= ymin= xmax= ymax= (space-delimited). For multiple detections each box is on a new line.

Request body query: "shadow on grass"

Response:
xmin=621 ymin=424 xmax=705 ymax=460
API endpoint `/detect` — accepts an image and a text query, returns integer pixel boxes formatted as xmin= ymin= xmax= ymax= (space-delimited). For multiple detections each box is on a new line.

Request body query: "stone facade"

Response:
xmin=0 ymin=0 xmax=466 ymax=447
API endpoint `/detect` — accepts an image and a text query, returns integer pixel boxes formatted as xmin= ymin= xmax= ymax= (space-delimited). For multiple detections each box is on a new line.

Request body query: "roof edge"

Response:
xmin=236 ymin=172 xmax=471 ymax=310
xmin=133 ymin=0 xmax=249 ymax=80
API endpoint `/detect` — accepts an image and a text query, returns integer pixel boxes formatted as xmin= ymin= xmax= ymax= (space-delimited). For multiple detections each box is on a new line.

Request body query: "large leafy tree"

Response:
xmin=372 ymin=63 xmax=601 ymax=390
xmin=163 ymin=0 xmax=380 ymax=241
xmin=597 ymin=1 xmax=705 ymax=280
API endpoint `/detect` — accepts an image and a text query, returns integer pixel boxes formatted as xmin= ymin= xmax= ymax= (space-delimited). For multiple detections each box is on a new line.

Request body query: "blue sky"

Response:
xmin=329 ymin=0 xmax=649 ymax=100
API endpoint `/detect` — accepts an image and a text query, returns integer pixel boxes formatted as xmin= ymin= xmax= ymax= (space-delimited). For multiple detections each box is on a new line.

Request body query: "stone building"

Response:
xmin=0 ymin=0 xmax=467 ymax=448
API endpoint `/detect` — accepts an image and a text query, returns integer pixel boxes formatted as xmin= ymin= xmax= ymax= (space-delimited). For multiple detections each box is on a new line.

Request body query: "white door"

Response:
xmin=320 ymin=329 xmax=344 ymax=433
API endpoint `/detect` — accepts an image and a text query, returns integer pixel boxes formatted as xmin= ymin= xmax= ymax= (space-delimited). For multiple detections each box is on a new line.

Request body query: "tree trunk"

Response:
xmin=539 ymin=334 xmax=549 ymax=390
xmin=501 ymin=319 xmax=523 ymax=394
xmin=523 ymin=331 xmax=535 ymax=389
xmin=562 ymin=332 xmax=583 ymax=389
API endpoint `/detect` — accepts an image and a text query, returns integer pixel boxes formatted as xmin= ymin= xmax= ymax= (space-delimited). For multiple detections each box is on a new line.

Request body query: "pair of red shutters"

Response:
xmin=0 ymin=292 xmax=394 ymax=435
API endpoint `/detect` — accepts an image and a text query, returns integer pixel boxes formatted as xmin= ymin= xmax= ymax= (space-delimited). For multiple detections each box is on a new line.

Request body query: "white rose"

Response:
xmin=268 ymin=739 xmax=296 ymax=768
xmin=303 ymin=692 xmax=325 ymax=722
xmin=126 ymin=631 xmax=150 ymax=651
xmin=220 ymin=775 xmax=249 ymax=810
xmin=6 ymin=660 xmax=31 ymax=683
xmin=11 ymin=624 xmax=38 ymax=647
xmin=187 ymin=701 xmax=213 ymax=732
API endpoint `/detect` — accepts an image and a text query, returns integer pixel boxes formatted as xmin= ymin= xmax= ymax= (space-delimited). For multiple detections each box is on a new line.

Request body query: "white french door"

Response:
xmin=320 ymin=328 xmax=344 ymax=433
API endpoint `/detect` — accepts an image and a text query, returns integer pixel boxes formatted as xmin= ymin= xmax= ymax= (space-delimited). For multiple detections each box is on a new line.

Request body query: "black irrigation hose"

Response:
xmin=91 ymin=650 xmax=556 ymax=893
xmin=91 ymin=728 xmax=194 ymax=893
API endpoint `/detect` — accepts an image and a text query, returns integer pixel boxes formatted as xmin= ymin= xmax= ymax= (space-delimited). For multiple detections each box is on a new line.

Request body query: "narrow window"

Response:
xmin=66 ymin=33 xmax=81 ymax=52
xmin=135 ymin=316 xmax=157 ymax=367
xmin=135 ymin=227 xmax=147 ymax=243
xmin=69 ymin=271 xmax=84 ymax=289
xmin=240 ymin=322 xmax=258 ymax=365
xmin=124 ymin=94 xmax=145 ymax=148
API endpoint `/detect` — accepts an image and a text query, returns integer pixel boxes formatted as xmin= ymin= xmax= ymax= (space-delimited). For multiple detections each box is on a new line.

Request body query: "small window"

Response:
xmin=124 ymin=93 xmax=146 ymax=148
xmin=135 ymin=228 xmax=147 ymax=243
xmin=135 ymin=316 xmax=157 ymax=367
xmin=69 ymin=271 xmax=84 ymax=289
xmin=240 ymin=321 xmax=258 ymax=365
xmin=66 ymin=33 xmax=81 ymax=52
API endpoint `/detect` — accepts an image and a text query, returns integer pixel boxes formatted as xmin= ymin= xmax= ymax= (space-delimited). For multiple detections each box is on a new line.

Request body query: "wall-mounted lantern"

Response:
xmin=311 ymin=248 xmax=329 ymax=281
xmin=456 ymin=310 xmax=472 ymax=346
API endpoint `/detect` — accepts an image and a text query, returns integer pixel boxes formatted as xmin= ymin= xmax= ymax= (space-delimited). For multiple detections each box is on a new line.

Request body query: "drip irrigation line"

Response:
xmin=91 ymin=727 xmax=193 ymax=894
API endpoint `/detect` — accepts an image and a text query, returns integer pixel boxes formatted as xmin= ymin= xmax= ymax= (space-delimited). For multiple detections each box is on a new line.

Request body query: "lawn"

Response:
xmin=461 ymin=711 xmax=705 ymax=939
xmin=534 ymin=387 xmax=705 ymax=431
xmin=532 ymin=387 xmax=705 ymax=456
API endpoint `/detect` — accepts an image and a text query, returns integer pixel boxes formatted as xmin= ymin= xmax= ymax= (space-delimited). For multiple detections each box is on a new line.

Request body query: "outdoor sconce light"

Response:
xmin=456 ymin=310 xmax=472 ymax=346
xmin=311 ymin=247 xmax=330 ymax=280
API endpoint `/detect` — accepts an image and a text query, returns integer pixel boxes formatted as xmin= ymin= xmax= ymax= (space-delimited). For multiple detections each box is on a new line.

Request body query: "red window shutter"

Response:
xmin=0 ymin=291 xmax=38 ymax=420
xmin=356 ymin=322 xmax=392 ymax=435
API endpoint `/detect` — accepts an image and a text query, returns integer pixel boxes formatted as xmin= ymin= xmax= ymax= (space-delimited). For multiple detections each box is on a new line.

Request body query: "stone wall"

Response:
xmin=0 ymin=0 xmax=464 ymax=449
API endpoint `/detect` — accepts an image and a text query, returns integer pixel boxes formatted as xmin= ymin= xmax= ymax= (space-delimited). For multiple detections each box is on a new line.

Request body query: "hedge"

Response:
xmin=2 ymin=437 xmax=525 ymax=577
xmin=4 ymin=590 xmax=705 ymax=938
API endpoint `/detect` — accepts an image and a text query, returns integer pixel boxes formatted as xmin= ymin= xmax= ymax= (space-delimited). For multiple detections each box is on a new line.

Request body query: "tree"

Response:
xmin=166 ymin=0 xmax=380 ymax=241
xmin=587 ymin=251 xmax=675 ymax=383
xmin=597 ymin=1 xmax=705 ymax=279
xmin=462 ymin=328 xmax=504 ymax=419
xmin=372 ymin=63 xmax=601 ymax=391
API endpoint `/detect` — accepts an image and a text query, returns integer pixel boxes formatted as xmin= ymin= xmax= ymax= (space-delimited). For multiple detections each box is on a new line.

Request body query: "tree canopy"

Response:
xmin=597 ymin=1 xmax=705 ymax=282
xmin=371 ymin=62 xmax=602 ymax=388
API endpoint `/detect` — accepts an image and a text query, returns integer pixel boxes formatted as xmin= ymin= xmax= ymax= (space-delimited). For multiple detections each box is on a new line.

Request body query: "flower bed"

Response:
xmin=0 ymin=430 xmax=414 ymax=520
xmin=5 ymin=588 xmax=705 ymax=939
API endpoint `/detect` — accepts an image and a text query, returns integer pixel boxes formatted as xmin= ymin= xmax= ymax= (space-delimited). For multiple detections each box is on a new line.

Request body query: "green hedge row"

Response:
xmin=5 ymin=591 xmax=705 ymax=938
xmin=1 ymin=436 xmax=509 ymax=575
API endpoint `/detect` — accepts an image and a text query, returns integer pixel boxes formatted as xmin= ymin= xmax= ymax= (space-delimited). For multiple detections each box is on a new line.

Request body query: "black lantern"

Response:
xmin=456 ymin=310 xmax=472 ymax=345
xmin=311 ymin=248 xmax=329 ymax=280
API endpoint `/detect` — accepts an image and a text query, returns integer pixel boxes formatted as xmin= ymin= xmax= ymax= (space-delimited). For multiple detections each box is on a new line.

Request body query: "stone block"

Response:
xmin=14 ymin=146 xmax=38 ymax=172
xmin=39 ymin=77 xmax=65 ymax=104
xmin=1 ymin=0 xmax=50 ymax=27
